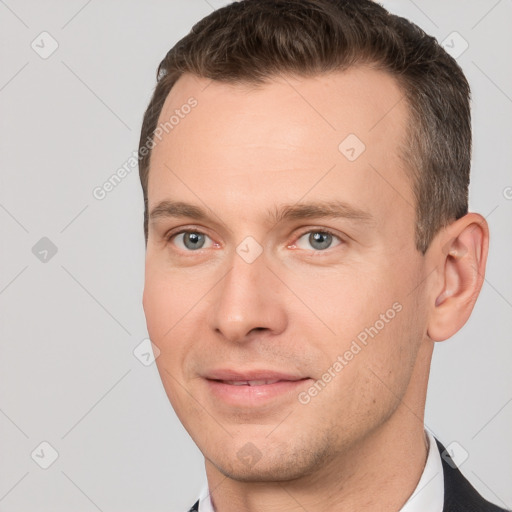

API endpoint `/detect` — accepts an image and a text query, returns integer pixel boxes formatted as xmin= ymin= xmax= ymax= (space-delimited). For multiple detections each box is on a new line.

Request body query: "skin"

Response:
xmin=142 ymin=68 xmax=488 ymax=510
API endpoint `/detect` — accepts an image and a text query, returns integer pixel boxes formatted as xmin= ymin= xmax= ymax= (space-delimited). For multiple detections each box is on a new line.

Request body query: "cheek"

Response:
xmin=143 ymin=272 xmax=199 ymax=421
xmin=142 ymin=259 xmax=200 ymax=339
xmin=142 ymin=263 xmax=215 ymax=384
xmin=356 ymin=294 xmax=425 ymax=405
xmin=142 ymin=276 xmax=172 ymax=342
xmin=305 ymin=265 xmax=423 ymax=400
xmin=287 ymin=263 xmax=396 ymax=340
xmin=142 ymin=269 xmax=191 ymax=375
xmin=308 ymin=306 xmax=420 ymax=433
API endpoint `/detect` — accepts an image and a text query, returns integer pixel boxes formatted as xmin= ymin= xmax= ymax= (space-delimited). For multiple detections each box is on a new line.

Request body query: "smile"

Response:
xmin=204 ymin=377 xmax=312 ymax=407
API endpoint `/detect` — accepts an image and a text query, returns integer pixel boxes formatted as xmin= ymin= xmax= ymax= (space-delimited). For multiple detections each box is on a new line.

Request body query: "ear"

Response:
xmin=426 ymin=213 xmax=489 ymax=342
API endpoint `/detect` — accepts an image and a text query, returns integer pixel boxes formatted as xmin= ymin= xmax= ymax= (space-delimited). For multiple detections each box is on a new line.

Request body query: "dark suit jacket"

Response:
xmin=435 ymin=438 xmax=508 ymax=512
xmin=187 ymin=438 xmax=509 ymax=511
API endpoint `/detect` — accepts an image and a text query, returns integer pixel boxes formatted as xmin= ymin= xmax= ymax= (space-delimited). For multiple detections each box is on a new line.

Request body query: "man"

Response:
xmin=138 ymin=0 xmax=508 ymax=510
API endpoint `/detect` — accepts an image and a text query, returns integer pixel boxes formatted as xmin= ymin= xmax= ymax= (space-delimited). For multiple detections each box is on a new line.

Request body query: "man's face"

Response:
xmin=143 ymin=69 xmax=432 ymax=481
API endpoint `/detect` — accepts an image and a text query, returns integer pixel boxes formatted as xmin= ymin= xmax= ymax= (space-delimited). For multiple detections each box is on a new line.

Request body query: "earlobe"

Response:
xmin=427 ymin=214 xmax=489 ymax=342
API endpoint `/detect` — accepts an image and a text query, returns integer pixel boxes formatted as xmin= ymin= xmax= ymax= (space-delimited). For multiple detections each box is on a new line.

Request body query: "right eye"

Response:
xmin=168 ymin=230 xmax=215 ymax=252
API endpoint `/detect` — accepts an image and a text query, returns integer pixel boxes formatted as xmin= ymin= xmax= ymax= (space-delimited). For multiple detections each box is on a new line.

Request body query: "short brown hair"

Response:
xmin=138 ymin=0 xmax=471 ymax=253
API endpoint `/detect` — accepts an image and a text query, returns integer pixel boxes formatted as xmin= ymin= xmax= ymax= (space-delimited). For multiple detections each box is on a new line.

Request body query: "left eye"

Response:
xmin=294 ymin=230 xmax=342 ymax=251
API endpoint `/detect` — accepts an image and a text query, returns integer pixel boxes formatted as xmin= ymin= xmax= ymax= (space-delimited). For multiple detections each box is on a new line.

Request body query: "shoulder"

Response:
xmin=435 ymin=438 xmax=510 ymax=512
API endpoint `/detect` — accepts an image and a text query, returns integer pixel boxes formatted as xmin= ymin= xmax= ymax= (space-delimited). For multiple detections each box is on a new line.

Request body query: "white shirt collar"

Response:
xmin=196 ymin=429 xmax=444 ymax=512
xmin=400 ymin=429 xmax=444 ymax=512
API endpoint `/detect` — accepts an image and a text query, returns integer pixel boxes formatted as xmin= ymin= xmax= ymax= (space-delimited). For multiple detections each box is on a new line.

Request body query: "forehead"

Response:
xmin=147 ymin=68 xmax=413 ymax=228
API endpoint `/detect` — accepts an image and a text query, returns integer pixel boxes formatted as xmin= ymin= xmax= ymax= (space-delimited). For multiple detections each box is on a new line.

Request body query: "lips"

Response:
xmin=222 ymin=379 xmax=281 ymax=386
xmin=203 ymin=369 xmax=311 ymax=407
xmin=204 ymin=369 xmax=306 ymax=382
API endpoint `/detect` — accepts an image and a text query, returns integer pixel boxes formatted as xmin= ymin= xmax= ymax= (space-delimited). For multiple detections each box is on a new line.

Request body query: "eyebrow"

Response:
xmin=149 ymin=199 xmax=374 ymax=227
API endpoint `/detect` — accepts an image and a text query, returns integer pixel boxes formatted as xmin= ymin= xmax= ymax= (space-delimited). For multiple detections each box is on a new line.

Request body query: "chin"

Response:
xmin=213 ymin=460 xmax=308 ymax=483
xmin=206 ymin=441 xmax=330 ymax=483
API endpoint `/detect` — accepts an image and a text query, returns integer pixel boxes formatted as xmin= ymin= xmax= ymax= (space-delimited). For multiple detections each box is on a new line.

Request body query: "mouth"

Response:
xmin=203 ymin=371 xmax=311 ymax=407
xmin=216 ymin=379 xmax=293 ymax=386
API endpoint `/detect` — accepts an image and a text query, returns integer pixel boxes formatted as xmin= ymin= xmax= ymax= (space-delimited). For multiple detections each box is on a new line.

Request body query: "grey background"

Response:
xmin=0 ymin=1 xmax=511 ymax=510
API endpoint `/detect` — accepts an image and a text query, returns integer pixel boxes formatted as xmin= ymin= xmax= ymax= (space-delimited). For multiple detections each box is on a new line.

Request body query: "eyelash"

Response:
xmin=165 ymin=227 xmax=344 ymax=253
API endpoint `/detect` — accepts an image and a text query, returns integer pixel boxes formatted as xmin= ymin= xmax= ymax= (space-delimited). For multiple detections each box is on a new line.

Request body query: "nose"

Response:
xmin=209 ymin=248 xmax=287 ymax=344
